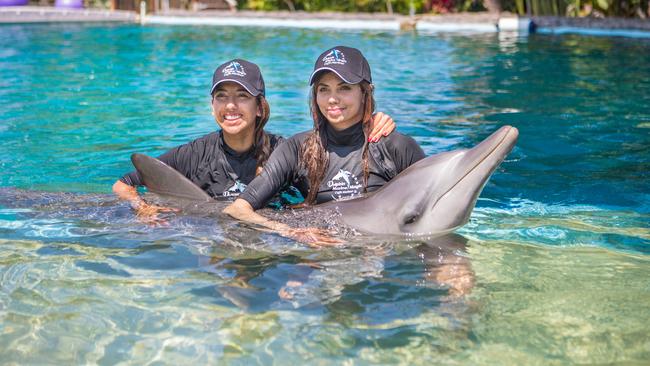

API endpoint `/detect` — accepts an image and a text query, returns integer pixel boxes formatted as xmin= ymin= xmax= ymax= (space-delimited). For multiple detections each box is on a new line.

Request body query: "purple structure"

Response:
xmin=55 ymin=0 xmax=84 ymax=8
xmin=0 ymin=0 xmax=29 ymax=6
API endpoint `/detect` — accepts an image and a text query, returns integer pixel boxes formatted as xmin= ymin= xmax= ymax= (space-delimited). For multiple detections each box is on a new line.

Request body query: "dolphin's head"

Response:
xmin=335 ymin=125 xmax=519 ymax=235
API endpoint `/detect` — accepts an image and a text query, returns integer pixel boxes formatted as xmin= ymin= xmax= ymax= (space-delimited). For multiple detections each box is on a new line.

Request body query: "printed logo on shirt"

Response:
xmin=222 ymin=61 xmax=246 ymax=77
xmin=222 ymin=180 xmax=247 ymax=198
xmin=322 ymin=49 xmax=346 ymax=66
xmin=327 ymin=169 xmax=362 ymax=201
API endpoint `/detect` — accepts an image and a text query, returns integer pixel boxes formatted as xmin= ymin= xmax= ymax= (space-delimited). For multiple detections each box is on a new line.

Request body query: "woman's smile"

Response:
xmin=327 ymin=106 xmax=345 ymax=118
xmin=223 ymin=113 xmax=244 ymax=123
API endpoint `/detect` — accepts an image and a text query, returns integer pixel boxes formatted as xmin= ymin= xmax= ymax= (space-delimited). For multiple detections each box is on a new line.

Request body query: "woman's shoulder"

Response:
xmin=370 ymin=131 xmax=425 ymax=175
xmin=379 ymin=131 xmax=420 ymax=151
xmin=166 ymin=131 xmax=220 ymax=154
xmin=283 ymin=130 xmax=313 ymax=145
xmin=265 ymin=132 xmax=287 ymax=146
xmin=265 ymin=132 xmax=282 ymax=148
xmin=263 ymin=131 xmax=311 ymax=143
xmin=291 ymin=130 xmax=313 ymax=139
xmin=188 ymin=130 xmax=221 ymax=145
xmin=262 ymin=130 xmax=313 ymax=159
xmin=262 ymin=131 xmax=305 ymax=152
xmin=178 ymin=131 xmax=221 ymax=154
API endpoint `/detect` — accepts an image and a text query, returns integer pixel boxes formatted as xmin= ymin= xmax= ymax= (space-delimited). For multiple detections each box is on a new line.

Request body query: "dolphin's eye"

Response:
xmin=404 ymin=213 xmax=418 ymax=225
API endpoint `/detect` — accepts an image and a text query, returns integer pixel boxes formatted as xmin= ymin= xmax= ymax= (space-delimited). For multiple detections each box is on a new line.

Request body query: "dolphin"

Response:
xmin=132 ymin=125 xmax=519 ymax=236
xmin=326 ymin=125 xmax=519 ymax=235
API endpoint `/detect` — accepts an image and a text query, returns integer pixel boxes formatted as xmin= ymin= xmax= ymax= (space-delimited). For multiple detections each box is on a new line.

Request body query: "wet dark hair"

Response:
xmin=300 ymin=74 xmax=375 ymax=205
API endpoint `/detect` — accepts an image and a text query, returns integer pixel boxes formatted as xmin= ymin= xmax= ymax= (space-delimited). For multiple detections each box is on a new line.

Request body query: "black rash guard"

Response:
xmin=240 ymin=122 xmax=425 ymax=209
xmin=120 ymin=130 xmax=284 ymax=200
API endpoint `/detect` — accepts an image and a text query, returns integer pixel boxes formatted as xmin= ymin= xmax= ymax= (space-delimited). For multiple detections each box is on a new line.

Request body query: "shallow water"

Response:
xmin=0 ymin=24 xmax=649 ymax=364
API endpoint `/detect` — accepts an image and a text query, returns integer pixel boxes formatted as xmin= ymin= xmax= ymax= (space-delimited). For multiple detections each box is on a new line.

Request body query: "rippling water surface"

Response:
xmin=0 ymin=24 xmax=649 ymax=364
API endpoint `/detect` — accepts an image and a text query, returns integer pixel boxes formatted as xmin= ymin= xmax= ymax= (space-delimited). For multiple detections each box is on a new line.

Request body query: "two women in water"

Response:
xmin=113 ymin=55 xmax=396 ymax=223
xmin=223 ymin=46 xmax=425 ymax=239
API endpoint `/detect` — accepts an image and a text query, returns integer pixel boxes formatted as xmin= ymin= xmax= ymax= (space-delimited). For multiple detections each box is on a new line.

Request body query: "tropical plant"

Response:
xmin=507 ymin=0 xmax=649 ymax=16
xmin=239 ymin=0 xmax=649 ymax=17
xmin=241 ymin=0 xmax=428 ymax=14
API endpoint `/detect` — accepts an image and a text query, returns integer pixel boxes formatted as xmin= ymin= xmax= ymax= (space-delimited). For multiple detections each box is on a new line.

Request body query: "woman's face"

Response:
xmin=211 ymin=82 xmax=260 ymax=137
xmin=315 ymin=72 xmax=364 ymax=131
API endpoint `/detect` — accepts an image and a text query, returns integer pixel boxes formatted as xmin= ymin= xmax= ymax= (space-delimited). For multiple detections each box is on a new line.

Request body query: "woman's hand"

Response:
xmin=368 ymin=112 xmax=396 ymax=142
xmin=281 ymin=227 xmax=342 ymax=248
xmin=112 ymin=180 xmax=176 ymax=225
xmin=134 ymin=202 xmax=177 ymax=226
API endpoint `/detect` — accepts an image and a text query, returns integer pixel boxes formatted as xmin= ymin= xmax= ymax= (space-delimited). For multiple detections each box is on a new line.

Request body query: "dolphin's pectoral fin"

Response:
xmin=131 ymin=153 xmax=212 ymax=202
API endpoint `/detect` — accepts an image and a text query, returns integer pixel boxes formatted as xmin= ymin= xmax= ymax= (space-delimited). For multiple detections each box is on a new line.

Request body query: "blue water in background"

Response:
xmin=1 ymin=25 xmax=648 ymax=210
xmin=0 ymin=24 xmax=649 ymax=364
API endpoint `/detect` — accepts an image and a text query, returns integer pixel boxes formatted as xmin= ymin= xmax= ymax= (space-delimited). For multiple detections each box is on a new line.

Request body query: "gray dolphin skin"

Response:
xmin=131 ymin=153 xmax=212 ymax=202
xmin=132 ymin=125 xmax=518 ymax=236
xmin=326 ymin=125 xmax=519 ymax=235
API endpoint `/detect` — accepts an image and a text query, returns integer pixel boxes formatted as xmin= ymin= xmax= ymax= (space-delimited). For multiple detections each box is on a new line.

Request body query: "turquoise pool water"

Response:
xmin=1 ymin=24 xmax=649 ymax=364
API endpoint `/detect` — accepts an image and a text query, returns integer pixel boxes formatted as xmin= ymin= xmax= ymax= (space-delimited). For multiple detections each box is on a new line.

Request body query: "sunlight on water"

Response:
xmin=467 ymin=242 xmax=650 ymax=364
xmin=1 ymin=235 xmax=648 ymax=364
xmin=467 ymin=199 xmax=650 ymax=253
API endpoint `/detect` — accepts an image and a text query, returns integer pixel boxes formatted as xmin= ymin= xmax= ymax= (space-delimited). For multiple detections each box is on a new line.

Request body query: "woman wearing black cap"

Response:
xmin=224 ymin=46 xmax=425 ymax=241
xmin=112 ymin=58 xmax=395 ymax=223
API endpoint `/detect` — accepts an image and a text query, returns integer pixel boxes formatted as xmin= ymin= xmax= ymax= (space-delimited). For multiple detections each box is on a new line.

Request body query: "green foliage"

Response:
xmin=454 ymin=0 xmax=485 ymax=12
xmin=504 ymin=0 xmax=649 ymax=17
xmin=86 ymin=0 xmax=112 ymax=9
xmin=240 ymin=0 xmax=428 ymax=14
xmin=240 ymin=0 xmax=648 ymax=17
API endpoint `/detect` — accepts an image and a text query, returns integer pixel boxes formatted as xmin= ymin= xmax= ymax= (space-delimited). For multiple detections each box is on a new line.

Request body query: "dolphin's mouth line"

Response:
xmin=427 ymin=127 xmax=513 ymax=211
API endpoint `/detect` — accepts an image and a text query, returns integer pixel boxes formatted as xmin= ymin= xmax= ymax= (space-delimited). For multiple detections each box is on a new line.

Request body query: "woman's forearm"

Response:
xmin=223 ymin=198 xmax=289 ymax=232
xmin=224 ymin=199 xmax=341 ymax=247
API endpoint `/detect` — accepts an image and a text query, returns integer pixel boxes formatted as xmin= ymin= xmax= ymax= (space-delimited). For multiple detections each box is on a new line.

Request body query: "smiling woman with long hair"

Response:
xmin=113 ymin=59 xmax=279 ymax=223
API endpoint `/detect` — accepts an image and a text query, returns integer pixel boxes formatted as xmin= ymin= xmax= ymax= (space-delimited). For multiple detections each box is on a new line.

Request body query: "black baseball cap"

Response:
xmin=309 ymin=46 xmax=372 ymax=85
xmin=210 ymin=59 xmax=265 ymax=96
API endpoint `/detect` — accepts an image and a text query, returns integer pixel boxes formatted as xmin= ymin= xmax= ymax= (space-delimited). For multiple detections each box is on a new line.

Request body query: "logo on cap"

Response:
xmin=322 ymin=49 xmax=346 ymax=66
xmin=222 ymin=61 xmax=246 ymax=77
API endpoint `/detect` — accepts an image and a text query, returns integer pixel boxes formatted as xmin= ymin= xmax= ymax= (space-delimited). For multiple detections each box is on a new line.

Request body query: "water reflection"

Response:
xmin=195 ymin=232 xmax=476 ymax=328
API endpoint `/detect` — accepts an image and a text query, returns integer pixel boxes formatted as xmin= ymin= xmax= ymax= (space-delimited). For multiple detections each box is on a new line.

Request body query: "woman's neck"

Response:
xmin=222 ymin=131 xmax=255 ymax=154
xmin=325 ymin=121 xmax=365 ymax=146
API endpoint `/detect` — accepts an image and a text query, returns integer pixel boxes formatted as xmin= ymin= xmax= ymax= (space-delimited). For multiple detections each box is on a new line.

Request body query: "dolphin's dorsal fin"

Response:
xmin=131 ymin=153 xmax=212 ymax=202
